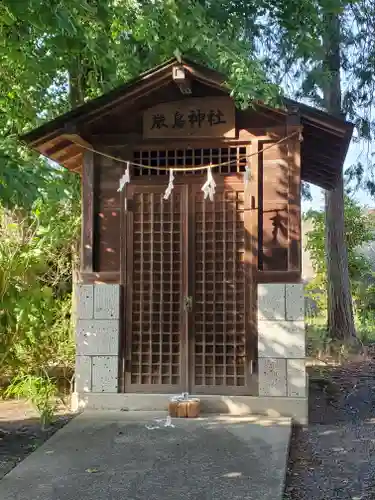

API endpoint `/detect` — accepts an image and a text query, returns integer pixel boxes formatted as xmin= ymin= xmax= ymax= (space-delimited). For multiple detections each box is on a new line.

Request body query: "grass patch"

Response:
xmin=306 ymin=313 xmax=375 ymax=365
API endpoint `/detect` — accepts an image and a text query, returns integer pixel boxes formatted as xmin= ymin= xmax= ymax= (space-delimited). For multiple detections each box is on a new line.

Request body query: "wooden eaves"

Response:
xmin=20 ymin=56 xmax=354 ymax=190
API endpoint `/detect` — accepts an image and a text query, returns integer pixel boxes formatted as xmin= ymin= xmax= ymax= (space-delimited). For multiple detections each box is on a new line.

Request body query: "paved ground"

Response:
xmin=0 ymin=411 xmax=291 ymax=500
xmin=284 ymin=359 xmax=375 ymax=499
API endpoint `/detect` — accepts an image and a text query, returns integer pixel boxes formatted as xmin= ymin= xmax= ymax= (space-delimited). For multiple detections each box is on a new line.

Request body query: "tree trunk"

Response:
xmin=323 ymin=12 xmax=357 ymax=343
xmin=325 ymin=178 xmax=356 ymax=342
xmin=68 ymin=59 xmax=85 ymax=109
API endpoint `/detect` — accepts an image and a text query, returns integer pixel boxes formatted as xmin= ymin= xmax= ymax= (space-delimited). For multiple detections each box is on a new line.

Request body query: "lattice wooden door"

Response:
xmin=190 ymin=180 xmax=256 ymax=395
xmin=124 ymin=177 xmax=256 ymax=395
xmin=125 ymin=184 xmax=188 ymax=393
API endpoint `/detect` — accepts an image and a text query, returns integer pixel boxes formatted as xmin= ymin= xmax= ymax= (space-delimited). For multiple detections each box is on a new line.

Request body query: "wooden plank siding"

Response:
xmin=257 ymin=134 xmax=301 ymax=275
xmin=81 ymin=151 xmax=95 ymax=273
xmin=93 ymin=153 xmax=124 ymax=273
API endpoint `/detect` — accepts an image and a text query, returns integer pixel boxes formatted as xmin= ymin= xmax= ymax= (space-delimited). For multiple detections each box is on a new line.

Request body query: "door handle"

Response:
xmin=184 ymin=296 xmax=193 ymax=312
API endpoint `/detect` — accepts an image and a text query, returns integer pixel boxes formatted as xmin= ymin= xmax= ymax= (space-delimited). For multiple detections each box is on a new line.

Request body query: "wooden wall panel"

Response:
xmin=262 ymin=202 xmax=289 ymax=247
xmin=258 ymin=138 xmax=301 ymax=273
xmin=81 ymin=151 xmax=95 ymax=273
xmin=94 ymin=155 xmax=124 ymax=272
xmin=262 ymin=163 xmax=288 ymax=201
xmin=95 ymin=208 xmax=121 ymax=271
xmin=261 ymin=201 xmax=289 ymax=271
xmin=262 ymin=142 xmax=288 ymax=162
xmin=86 ymin=81 xmax=227 ymax=137
xmin=236 ymin=107 xmax=285 ymax=131
xmin=97 ymin=156 xmax=123 ymax=210
xmin=288 ymin=142 xmax=301 ymax=271
xmin=89 ymin=132 xmax=301 ymax=279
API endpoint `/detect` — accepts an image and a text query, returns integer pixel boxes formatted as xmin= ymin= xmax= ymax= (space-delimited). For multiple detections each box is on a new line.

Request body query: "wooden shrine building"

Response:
xmin=21 ymin=57 xmax=353 ymax=422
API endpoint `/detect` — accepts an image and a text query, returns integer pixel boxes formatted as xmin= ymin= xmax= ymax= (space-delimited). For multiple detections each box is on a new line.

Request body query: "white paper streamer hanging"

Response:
xmin=118 ymin=161 xmax=130 ymax=192
xmin=163 ymin=169 xmax=175 ymax=200
xmin=201 ymin=167 xmax=216 ymax=201
xmin=244 ymin=165 xmax=251 ymax=190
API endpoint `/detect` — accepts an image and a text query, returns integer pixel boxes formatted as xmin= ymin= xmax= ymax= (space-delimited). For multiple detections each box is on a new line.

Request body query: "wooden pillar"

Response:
xmin=286 ymin=110 xmax=302 ymax=273
xmin=81 ymin=150 xmax=95 ymax=272
xmin=249 ymin=139 xmax=259 ymax=271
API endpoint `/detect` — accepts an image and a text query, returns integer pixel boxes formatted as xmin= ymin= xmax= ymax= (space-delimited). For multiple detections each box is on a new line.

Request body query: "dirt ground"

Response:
xmin=284 ymin=355 xmax=375 ymax=499
xmin=0 ymin=400 xmax=74 ymax=480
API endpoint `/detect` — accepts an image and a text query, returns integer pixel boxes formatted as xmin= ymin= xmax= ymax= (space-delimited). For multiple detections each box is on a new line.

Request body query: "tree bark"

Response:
xmin=68 ymin=59 xmax=85 ymax=109
xmin=323 ymin=12 xmax=357 ymax=343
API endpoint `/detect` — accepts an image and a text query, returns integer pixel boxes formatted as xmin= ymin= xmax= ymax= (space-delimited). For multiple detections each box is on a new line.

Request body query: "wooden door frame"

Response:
xmin=121 ymin=174 xmax=258 ymax=396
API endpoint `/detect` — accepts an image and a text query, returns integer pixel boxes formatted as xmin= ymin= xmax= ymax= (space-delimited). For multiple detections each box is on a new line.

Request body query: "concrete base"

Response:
xmin=72 ymin=392 xmax=307 ymax=424
xmin=0 ymin=411 xmax=292 ymax=500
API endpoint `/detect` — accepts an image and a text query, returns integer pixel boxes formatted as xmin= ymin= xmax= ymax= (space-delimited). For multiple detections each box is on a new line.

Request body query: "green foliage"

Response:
xmin=305 ymin=196 xmax=373 ymax=279
xmin=305 ymin=196 xmax=375 ymax=329
xmin=0 ymin=170 xmax=79 ymax=382
xmin=0 ymin=0 xmax=283 ymax=122
xmin=0 ymin=0 xmax=304 ymax=215
xmin=5 ymin=375 xmax=58 ymax=428
xmin=306 ymin=320 xmax=375 ymax=361
xmin=258 ymin=0 xmax=375 ymax=192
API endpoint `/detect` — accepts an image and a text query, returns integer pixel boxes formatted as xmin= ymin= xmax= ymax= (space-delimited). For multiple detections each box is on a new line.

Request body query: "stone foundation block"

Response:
xmin=76 ymin=319 xmax=119 ymax=356
xmin=258 ymin=284 xmax=286 ymax=320
xmin=287 ymin=359 xmax=306 ymax=398
xmin=92 ymin=356 xmax=118 ymax=393
xmin=286 ymin=284 xmax=304 ymax=321
xmin=94 ymin=284 xmax=120 ymax=320
xmin=75 ymin=356 xmax=91 ymax=392
xmin=256 ymin=282 xmax=307 ymax=423
xmin=77 ymin=285 xmax=94 ymax=320
xmin=258 ymin=358 xmax=287 ymax=397
xmin=258 ymin=320 xmax=305 ymax=358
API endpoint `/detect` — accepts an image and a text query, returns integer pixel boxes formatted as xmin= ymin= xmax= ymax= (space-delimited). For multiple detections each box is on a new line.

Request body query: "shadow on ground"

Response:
xmin=0 ymin=402 xmax=74 ymax=480
xmin=284 ymin=356 xmax=375 ymax=500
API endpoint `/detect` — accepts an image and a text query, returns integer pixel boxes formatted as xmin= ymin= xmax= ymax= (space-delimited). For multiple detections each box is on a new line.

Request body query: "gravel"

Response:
xmin=284 ymin=359 xmax=375 ymax=499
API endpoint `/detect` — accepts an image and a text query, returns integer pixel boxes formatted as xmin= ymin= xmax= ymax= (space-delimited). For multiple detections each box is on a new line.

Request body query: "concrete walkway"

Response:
xmin=0 ymin=412 xmax=291 ymax=500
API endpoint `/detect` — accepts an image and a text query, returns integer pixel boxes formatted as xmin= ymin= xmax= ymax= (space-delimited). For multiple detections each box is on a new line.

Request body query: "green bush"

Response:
xmin=5 ymin=375 xmax=58 ymax=429
xmin=305 ymin=196 xmax=375 ymax=334
xmin=0 ymin=169 xmax=80 ymax=424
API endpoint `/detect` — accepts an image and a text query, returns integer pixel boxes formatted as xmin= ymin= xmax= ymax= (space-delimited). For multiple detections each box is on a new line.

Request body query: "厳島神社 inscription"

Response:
xmin=151 ymin=109 xmax=226 ymax=130
xmin=143 ymin=97 xmax=236 ymax=139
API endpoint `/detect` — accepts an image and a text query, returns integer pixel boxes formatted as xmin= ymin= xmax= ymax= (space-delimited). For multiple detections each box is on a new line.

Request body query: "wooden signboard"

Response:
xmin=143 ymin=97 xmax=236 ymax=139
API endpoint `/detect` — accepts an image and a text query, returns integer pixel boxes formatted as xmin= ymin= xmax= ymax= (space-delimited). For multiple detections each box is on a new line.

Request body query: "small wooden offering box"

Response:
xmin=168 ymin=399 xmax=200 ymax=418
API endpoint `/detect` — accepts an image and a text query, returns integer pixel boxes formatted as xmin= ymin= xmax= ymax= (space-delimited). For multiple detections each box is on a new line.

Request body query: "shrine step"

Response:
xmin=72 ymin=392 xmax=307 ymax=424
